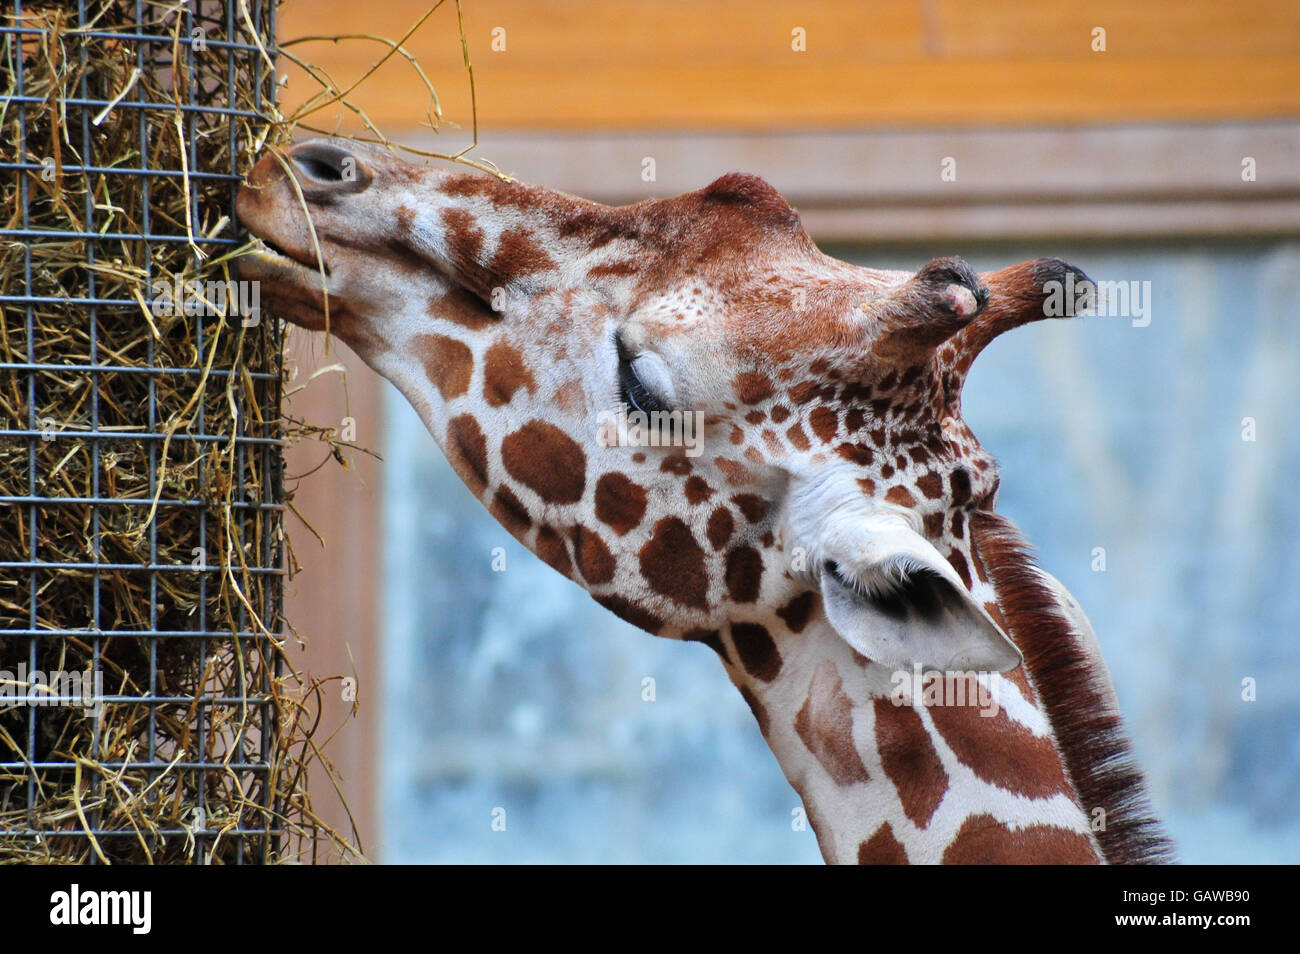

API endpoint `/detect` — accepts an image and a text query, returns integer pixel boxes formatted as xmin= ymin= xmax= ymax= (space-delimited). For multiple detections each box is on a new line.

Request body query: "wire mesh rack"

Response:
xmin=0 ymin=0 xmax=292 ymax=863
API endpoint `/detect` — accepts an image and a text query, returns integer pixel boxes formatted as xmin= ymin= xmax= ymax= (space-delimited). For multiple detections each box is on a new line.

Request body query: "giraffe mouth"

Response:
xmin=244 ymin=235 xmax=332 ymax=277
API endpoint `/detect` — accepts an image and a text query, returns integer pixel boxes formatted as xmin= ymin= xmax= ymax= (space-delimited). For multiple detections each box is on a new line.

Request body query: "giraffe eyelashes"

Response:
xmin=619 ymin=357 xmax=668 ymax=414
xmin=615 ymin=336 xmax=675 ymax=414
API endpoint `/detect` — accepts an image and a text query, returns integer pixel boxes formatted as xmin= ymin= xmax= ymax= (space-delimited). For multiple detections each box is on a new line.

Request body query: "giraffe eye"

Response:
xmin=615 ymin=335 xmax=674 ymax=414
xmin=618 ymin=353 xmax=669 ymax=414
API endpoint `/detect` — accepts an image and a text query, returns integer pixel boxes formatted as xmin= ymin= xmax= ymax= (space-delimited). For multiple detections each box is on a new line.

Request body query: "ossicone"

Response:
xmin=948 ymin=258 xmax=1095 ymax=377
xmin=867 ymin=256 xmax=990 ymax=363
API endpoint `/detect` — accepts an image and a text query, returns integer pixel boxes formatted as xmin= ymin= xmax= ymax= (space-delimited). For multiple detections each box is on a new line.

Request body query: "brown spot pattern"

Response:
xmin=501 ymin=421 xmax=587 ymax=504
xmin=588 ymin=260 xmax=638 ymax=277
xmin=571 ymin=524 xmax=616 ymax=584
xmin=706 ymin=507 xmax=735 ymax=550
xmin=857 ymin=825 xmax=909 ymax=865
xmin=595 ymin=594 xmax=663 ymax=635
xmin=483 ymin=340 xmax=537 ymax=407
xmin=724 ymin=546 xmax=764 ymax=603
xmin=789 ymin=381 xmax=834 ymax=405
xmin=440 ymin=206 xmax=483 ymax=265
xmin=731 ymin=622 xmax=782 ymax=682
xmin=535 ymin=525 xmax=573 ymax=578
xmin=794 ymin=659 xmax=870 ymax=785
xmin=714 ymin=457 xmax=756 ymax=486
xmin=837 ymin=443 xmax=874 ymax=466
xmin=885 ymin=485 xmax=916 ymax=507
xmin=928 ymin=700 xmax=1071 ymax=799
xmin=415 ymin=333 xmax=473 ymax=400
xmin=489 ymin=485 xmax=531 ymax=537
xmin=594 ymin=472 xmax=647 ymax=535
xmin=942 ymin=814 xmax=1099 ymax=864
xmin=730 ymin=494 xmax=769 ymax=523
xmin=950 ymin=468 xmax=973 ymax=506
xmin=809 ymin=406 xmax=838 ymax=442
xmin=734 ymin=371 xmax=775 ymax=404
xmin=660 ymin=454 xmax=692 ymax=475
xmin=916 ymin=472 xmax=944 ymax=499
xmin=639 ymin=517 xmax=709 ymax=609
xmin=684 ymin=475 xmax=714 ymax=504
xmin=873 ymin=699 xmax=949 ymax=828
xmin=431 ymin=288 xmax=495 ymax=330
xmin=445 ymin=415 xmax=488 ymax=497
xmin=776 ymin=591 xmax=816 ymax=632
xmin=948 ymin=549 xmax=973 ymax=588
xmin=488 ymin=227 xmax=556 ymax=277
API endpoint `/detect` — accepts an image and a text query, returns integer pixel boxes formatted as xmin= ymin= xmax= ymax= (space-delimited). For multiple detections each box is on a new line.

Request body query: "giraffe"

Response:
xmin=236 ymin=138 xmax=1174 ymax=864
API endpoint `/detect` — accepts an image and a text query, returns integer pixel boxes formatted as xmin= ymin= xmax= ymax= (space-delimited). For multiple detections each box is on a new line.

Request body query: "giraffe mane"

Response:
xmin=970 ymin=510 xmax=1176 ymax=865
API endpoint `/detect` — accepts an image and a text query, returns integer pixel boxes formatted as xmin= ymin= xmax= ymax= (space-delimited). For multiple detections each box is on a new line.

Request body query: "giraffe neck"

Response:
xmin=722 ymin=610 xmax=1104 ymax=864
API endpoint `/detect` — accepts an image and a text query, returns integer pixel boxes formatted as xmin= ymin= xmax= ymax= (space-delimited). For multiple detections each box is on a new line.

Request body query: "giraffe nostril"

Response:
xmin=293 ymin=152 xmax=344 ymax=183
xmin=288 ymin=140 xmax=370 ymax=193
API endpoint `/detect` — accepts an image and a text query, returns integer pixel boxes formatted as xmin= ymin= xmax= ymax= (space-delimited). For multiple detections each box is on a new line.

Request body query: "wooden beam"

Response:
xmin=281 ymin=333 xmax=383 ymax=863
xmin=277 ymin=0 xmax=1300 ymax=131
xmin=393 ymin=121 xmax=1300 ymax=241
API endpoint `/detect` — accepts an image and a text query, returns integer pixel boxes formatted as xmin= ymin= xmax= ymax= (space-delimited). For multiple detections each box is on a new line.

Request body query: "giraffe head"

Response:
xmin=238 ymin=138 xmax=1067 ymax=666
xmin=238 ymin=139 xmax=1169 ymax=863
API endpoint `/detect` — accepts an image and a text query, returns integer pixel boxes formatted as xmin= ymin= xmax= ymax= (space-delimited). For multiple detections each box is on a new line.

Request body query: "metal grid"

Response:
xmin=0 ymin=0 xmax=285 ymax=863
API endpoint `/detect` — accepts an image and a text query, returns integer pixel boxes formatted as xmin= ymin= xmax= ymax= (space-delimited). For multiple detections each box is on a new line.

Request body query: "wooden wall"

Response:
xmin=278 ymin=0 xmax=1300 ymax=132
xmin=281 ymin=336 xmax=383 ymax=862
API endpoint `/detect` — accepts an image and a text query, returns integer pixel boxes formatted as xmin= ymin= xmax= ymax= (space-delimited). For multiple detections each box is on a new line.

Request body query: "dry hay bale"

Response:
xmin=0 ymin=0 xmax=342 ymax=864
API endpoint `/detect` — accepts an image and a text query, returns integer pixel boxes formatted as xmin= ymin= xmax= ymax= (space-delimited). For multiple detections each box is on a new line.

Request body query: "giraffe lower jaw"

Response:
xmin=243 ymin=235 xmax=332 ymax=277
xmin=236 ymin=239 xmax=353 ymax=334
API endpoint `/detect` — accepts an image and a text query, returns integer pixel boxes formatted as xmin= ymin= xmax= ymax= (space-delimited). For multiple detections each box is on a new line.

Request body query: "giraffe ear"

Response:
xmin=816 ymin=516 xmax=1023 ymax=674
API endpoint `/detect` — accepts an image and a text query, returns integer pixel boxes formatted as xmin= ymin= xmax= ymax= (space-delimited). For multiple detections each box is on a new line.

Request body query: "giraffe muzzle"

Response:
xmin=235 ymin=138 xmax=423 ymax=334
